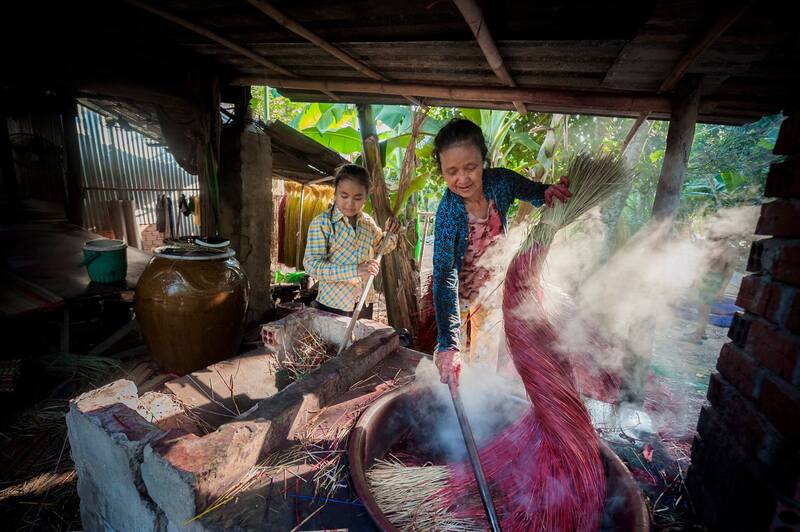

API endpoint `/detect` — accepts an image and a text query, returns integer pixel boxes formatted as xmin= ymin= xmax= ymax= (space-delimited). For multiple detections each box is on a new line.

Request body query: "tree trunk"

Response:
xmin=357 ymin=104 xmax=419 ymax=333
xmin=619 ymin=78 xmax=701 ymax=404
xmin=651 ymin=76 xmax=702 ymax=222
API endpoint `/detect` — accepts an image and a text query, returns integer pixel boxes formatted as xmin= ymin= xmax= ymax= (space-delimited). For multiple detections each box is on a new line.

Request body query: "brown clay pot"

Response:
xmin=135 ymin=246 xmax=249 ymax=375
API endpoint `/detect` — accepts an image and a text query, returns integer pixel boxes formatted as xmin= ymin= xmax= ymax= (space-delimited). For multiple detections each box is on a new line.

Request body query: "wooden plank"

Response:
xmin=247 ymin=0 xmax=384 ymax=80
xmin=125 ymin=0 xmax=295 ymax=77
xmin=124 ymin=0 xmax=340 ymax=101
xmin=659 ymin=2 xmax=755 ymax=93
xmin=233 ymin=76 xmax=673 ymax=115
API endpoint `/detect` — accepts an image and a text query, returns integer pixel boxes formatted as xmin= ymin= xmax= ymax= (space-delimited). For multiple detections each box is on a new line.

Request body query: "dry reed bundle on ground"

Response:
xmin=270 ymin=324 xmax=335 ymax=384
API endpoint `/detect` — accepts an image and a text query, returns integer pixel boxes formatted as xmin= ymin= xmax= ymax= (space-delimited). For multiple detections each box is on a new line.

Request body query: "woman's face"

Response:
xmin=439 ymin=143 xmax=484 ymax=201
xmin=334 ymin=178 xmax=368 ymax=218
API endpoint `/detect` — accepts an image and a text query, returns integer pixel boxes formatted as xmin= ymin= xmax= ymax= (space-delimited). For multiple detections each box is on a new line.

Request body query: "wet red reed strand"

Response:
xmin=435 ymin=244 xmax=606 ymax=531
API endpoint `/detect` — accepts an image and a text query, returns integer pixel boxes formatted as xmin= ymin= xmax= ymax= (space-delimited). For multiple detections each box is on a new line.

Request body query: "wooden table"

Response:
xmin=0 ymin=221 xmax=152 ymax=353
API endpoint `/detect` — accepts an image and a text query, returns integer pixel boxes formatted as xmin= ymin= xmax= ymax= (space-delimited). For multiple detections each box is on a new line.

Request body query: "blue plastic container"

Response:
xmin=80 ymin=239 xmax=128 ymax=283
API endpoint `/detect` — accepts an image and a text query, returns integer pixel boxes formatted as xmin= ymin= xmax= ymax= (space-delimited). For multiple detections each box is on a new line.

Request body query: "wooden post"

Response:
xmin=60 ymin=98 xmax=84 ymax=227
xmin=651 ymin=76 xmax=702 ymax=222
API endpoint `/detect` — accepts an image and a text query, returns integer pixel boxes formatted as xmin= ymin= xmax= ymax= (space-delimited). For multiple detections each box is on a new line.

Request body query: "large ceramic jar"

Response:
xmin=135 ymin=246 xmax=249 ymax=374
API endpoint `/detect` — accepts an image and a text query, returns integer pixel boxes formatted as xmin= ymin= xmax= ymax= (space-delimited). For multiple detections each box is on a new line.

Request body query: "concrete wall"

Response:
xmin=219 ymin=124 xmax=273 ymax=323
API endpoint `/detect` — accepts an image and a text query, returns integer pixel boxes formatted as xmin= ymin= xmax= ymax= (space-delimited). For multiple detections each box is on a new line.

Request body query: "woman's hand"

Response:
xmin=544 ymin=176 xmax=571 ymax=208
xmin=435 ymin=349 xmax=462 ymax=386
xmin=384 ymin=216 xmax=401 ymax=234
xmin=357 ymin=260 xmax=380 ymax=277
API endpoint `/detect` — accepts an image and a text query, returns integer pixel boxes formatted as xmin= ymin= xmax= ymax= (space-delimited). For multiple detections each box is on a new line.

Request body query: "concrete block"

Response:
xmin=245 ymin=327 xmax=398 ymax=451
xmin=160 ymin=346 xmax=278 ymax=430
xmin=260 ymin=306 xmax=391 ymax=358
xmin=141 ymin=420 xmax=271 ymax=529
xmin=67 ymin=383 xmax=166 ymax=532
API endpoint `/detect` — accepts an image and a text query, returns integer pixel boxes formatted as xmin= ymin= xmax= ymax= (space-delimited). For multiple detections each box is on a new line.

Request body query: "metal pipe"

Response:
xmin=449 ymin=383 xmax=502 ymax=532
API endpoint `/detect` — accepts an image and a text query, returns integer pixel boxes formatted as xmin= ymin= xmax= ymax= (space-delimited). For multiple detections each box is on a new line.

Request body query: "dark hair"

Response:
xmin=328 ymin=164 xmax=370 ymax=237
xmin=432 ymin=118 xmax=488 ymax=169
xmin=333 ymin=164 xmax=370 ymax=191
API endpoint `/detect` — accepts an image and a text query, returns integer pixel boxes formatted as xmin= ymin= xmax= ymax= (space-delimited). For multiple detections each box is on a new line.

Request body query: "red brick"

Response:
xmin=775 ymin=115 xmax=800 ymax=156
xmin=771 ymin=243 xmax=800 ymax=286
xmin=718 ymin=342 xmax=762 ymax=398
xmin=756 ymin=200 xmax=800 ymax=238
xmin=759 ymin=376 xmax=800 ymax=441
xmin=706 ymin=374 xmax=788 ymax=466
xmin=737 ymin=276 xmax=796 ymax=327
xmin=766 ymin=283 xmax=799 ymax=326
xmin=788 ymin=295 xmax=800 ymax=334
xmin=737 ymin=275 xmax=769 ymax=315
xmin=747 ymin=320 xmax=800 ymax=385
xmin=764 ymin=158 xmax=800 ymax=199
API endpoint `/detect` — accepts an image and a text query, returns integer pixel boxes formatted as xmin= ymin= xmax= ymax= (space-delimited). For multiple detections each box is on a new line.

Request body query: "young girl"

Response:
xmin=431 ymin=119 xmax=571 ymax=385
xmin=303 ymin=164 xmax=399 ymax=319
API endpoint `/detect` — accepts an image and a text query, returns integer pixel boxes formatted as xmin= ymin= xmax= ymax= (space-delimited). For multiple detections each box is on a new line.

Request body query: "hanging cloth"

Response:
xmin=155 ymin=194 xmax=166 ymax=233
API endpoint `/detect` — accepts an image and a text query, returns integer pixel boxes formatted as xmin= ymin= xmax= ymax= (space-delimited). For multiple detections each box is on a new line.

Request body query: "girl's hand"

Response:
xmin=384 ymin=217 xmax=401 ymax=234
xmin=544 ymin=176 xmax=571 ymax=208
xmin=435 ymin=349 xmax=462 ymax=386
xmin=357 ymin=260 xmax=380 ymax=277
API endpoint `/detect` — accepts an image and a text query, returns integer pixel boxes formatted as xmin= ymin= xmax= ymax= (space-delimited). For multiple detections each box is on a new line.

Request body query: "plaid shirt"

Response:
xmin=303 ymin=206 xmax=396 ymax=312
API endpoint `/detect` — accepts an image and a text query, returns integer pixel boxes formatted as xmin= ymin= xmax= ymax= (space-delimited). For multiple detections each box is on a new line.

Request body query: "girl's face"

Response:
xmin=439 ymin=143 xmax=484 ymax=201
xmin=334 ymin=177 xmax=368 ymax=218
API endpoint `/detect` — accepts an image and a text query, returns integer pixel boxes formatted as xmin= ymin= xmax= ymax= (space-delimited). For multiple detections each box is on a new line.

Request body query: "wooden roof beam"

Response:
xmin=658 ymin=1 xmax=754 ymax=93
xmin=246 ymin=0 xmax=421 ymax=107
xmin=124 ymin=0 xmax=339 ymax=101
xmin=247 ymin=0 xmax=383 ymax=80
xmin=232 ymin=76 xmax=674 ymax=116
xmin=452 ymin=0 xmax=527 ymax=114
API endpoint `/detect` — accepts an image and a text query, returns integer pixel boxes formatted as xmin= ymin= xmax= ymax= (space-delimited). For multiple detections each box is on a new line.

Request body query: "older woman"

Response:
xmin=431 ymin=118 xmax=570 ymax=386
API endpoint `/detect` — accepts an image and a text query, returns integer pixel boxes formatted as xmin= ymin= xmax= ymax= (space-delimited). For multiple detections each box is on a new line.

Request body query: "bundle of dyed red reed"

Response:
xmin=372 ymin=153 xmax=630 ymax=531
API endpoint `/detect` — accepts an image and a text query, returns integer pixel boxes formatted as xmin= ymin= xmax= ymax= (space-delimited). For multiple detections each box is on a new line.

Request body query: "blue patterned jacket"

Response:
xmin=432 ymin=168 xmax=548 ymax=352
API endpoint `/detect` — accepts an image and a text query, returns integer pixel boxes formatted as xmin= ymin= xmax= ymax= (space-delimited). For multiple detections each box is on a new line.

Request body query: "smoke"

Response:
xmin=414 ymin=204 xmax=758 ymax=453
xmin=703 ymin=205 xmax=761 ymax=239
xmin=414 ymin=357 xmax=528 ymax=461
xmin=544 ymin=205 xmax=760 ymax=371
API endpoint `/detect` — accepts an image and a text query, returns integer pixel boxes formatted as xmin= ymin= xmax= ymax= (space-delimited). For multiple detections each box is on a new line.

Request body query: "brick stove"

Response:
xmin=65 ymin=308 xmax=408 ymax=531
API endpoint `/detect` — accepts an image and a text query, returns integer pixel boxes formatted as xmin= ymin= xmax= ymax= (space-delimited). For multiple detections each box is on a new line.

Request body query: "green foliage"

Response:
xmin=250 ymin=87 xmax=781 ymax=236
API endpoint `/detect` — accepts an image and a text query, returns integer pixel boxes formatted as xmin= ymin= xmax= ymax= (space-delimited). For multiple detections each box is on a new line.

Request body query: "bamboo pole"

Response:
xmin=245 ymin=0 xmax=420 ymax=106
xmin=232 ymin=76 xmax=672 ymax=116
xmin=419 ymin=213 xmax=432 ymax=264
xmin=620 ymin=112 xmax=649 ymax=156
xmin=125 ymin=0 xmax=293 ymax=76
xmin=247 ymin=0 xmax=383 ymax=80
xmin=452 ymin=0 xmax=527 ymax=115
